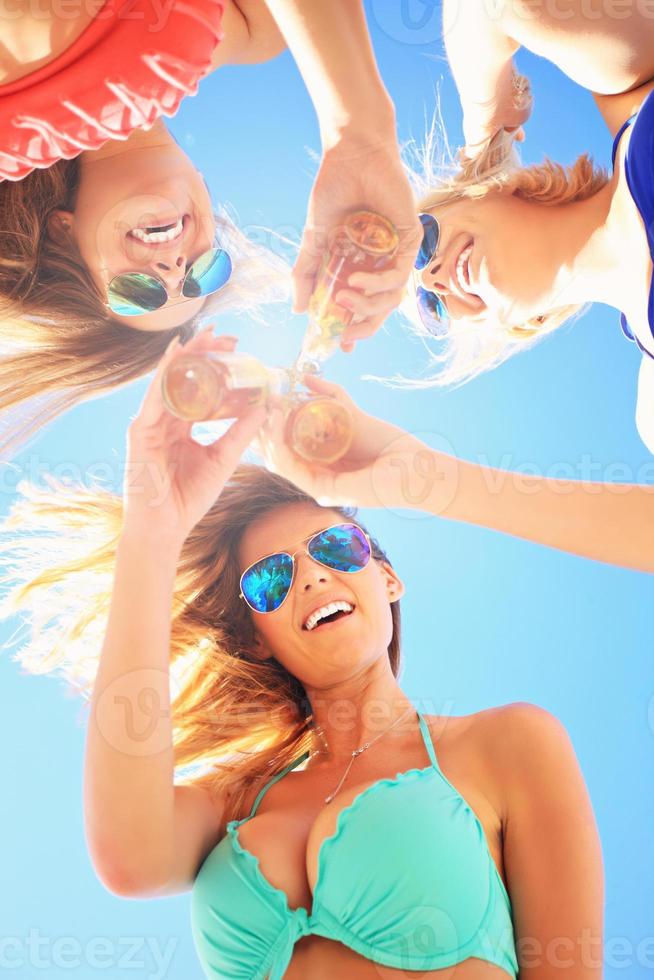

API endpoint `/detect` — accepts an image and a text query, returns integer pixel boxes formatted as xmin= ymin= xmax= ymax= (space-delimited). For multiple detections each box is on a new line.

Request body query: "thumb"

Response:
xmin=302 ymin=372 xmax=349 ymax=400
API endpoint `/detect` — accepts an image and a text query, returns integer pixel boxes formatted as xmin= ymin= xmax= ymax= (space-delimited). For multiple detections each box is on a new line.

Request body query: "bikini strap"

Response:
xmin=416 ymin=710 xmax=439 ymax=770
xmin=248 ymin=750 xmax=310 ymax=818
xmin=612 ymin=112 xmax=637 ymax=169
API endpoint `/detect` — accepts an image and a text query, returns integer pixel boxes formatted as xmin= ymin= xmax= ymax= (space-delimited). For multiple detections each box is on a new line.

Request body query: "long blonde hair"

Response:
xmin=0 ymin=159 xmax=291 ymax=459
xmin=0 ymin=464 xmax=402 ymax=825
xmin=382 ymin=107 xmax=610 ymax=389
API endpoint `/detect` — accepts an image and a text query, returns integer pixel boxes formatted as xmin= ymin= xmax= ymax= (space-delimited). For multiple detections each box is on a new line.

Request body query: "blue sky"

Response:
xmin=1 ymin=3 xmax=653 ymax=977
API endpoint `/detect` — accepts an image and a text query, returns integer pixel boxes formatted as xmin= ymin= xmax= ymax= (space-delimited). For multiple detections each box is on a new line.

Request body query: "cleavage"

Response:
xmin=236 ymin=772 xmax=407 ymax=916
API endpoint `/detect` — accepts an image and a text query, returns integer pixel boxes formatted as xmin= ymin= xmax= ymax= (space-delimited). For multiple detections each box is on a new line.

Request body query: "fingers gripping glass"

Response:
xmin=414 ymin=213 xmax=449 ymax=337
xmin=239 ymin=523 xmax=372 ymax=614
xmin=106 ymin=248 xmax=233 ymax=317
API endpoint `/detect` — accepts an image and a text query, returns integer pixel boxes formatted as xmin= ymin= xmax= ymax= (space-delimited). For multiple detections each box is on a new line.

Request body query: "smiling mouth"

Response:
xmin=128 ymin=215 xmax=187 ymax=244
xmin=303 ymin=602 xmax=355 ymax=632
xmin=451 ymin=239 xmax=486 ymax=309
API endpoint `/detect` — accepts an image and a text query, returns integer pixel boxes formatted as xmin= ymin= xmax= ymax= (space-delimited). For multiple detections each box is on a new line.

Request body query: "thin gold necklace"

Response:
xmin=309 ymin=704 xmax=417 ymax=804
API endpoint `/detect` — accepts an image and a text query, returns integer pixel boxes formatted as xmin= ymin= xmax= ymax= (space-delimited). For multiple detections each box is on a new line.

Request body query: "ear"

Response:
xmin=46 ymin=210 xmax=75 ymax=244
xmin=248 ymin=630 xmax=275 ymax=663
xmin=380 ymin=560 xmax=405 ymax=603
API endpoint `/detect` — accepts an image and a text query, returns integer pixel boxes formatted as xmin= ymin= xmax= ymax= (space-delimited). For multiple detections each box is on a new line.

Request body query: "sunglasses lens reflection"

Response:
xmin=241 ymin=552 xmax=294 ymax=613
xmin=308 ymin=524 xmax=371 ymax=572
xmin=415 ymin=213 xmax=440 ymax=271
xmin=416 ymin=286 xmax=448 ymax=337
xmin=107 ymin=273 xmax=168 ymax=316
xmin=182 ymin=248 xmax=233 ymax=299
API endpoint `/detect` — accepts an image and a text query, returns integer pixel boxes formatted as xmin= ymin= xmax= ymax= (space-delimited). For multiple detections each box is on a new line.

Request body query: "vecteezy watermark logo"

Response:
xmin=0 ymin=930 xmax=178 ymax=979
xmin=369 ymin=430 xmax=459 ymax=519
xmin=94 ymin=667 xmax=184 ymax=757
xmin=369 ymin=0 xmax=441 ymax=44
xmin=0 ymin=0 xmax=178 ymax=33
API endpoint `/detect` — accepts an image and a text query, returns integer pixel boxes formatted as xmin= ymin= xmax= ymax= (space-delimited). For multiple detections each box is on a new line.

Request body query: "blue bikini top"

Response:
xmin=611 ymin=87 xmax=654 ymax=359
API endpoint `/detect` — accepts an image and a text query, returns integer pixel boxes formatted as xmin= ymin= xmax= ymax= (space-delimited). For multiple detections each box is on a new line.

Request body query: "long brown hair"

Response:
xmin=0 ymin=464 xmax=402 ymax=825
xmin=0 ymin=161 xmax=291 ymax=459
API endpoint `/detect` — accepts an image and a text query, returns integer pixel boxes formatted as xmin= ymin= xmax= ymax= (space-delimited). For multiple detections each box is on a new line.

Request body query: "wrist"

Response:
xmin=386 ymin=443 xmax=462 ymax=517
xmin=320 ymin=94 xmax=396 ymax=153
xmin=119 ymin=520 xmax=185 ymax=561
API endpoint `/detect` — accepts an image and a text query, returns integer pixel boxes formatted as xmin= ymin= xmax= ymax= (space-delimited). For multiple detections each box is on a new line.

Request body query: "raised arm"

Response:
xmin=260 ymin=0 xmax=422 ymax=349
xmin=442 ymin=0 xmax=529 ymax=157
xmin=444 ymin=0 xmax=654 ymax=152
xmin=497 ymin=703 xmax=604 ymax=979
xmin=259 ymin=374 xmax=654 ymax=575
xmin=84 ymin=331 xmax=267 ymax=896
xmin=259 ymin=0 xmax=395 ymax=148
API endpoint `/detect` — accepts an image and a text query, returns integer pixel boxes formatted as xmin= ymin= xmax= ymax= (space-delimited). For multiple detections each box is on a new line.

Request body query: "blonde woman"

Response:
xmin=1 ymin=330 xmax=603 ymax=977
xmin=0 ymin=0 xmax=420 ymax=457
xmin=332 ymin=3 xmax=654 ymax=451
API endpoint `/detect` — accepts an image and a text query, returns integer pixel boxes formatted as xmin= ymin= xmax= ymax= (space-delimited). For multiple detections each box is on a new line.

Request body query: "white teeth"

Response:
xmin=455 ymin=244 xmax=473 ymax=294
xmin=130 ymin=218 xmax=184 ymax=244
xmin=304 ymin=601 xmax=354 ymax=632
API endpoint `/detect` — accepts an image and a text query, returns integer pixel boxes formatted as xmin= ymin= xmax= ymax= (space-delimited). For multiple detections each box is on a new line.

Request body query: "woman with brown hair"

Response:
xmin=0 ymin=327 xmax=603 ymax=977
xmin=0 ymin=0 xmax=420 ymax=458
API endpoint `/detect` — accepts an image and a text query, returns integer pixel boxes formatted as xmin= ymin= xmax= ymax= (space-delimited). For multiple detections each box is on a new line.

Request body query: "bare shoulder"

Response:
xmin=466 ymin=701 xmax=572 ymax=758
xmin=426 ymin=702 xmax=574 ymax=816
xmin=472 ymin=702 xmax=588 ymax=813
xmin=426 ymin=700 xmax=566 ymax=745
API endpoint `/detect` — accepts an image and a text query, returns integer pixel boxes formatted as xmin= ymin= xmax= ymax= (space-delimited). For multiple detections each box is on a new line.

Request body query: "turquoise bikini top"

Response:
xmin=191 ymin=710 xmax=519 ymax=979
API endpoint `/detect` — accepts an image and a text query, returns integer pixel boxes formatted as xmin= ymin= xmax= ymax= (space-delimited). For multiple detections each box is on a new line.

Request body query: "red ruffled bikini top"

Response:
xmin=0 ymin=0 xmax=225 ymax=180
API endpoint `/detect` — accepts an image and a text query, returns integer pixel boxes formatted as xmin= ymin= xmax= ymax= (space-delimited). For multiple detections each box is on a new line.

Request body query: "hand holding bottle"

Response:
xmin=122 ymin=328 xmax=268 ymax=547
xmin=257 ymin=373 xmax=451 ymax=510
xmin=292 ymin=132 xmax=422 ymax=354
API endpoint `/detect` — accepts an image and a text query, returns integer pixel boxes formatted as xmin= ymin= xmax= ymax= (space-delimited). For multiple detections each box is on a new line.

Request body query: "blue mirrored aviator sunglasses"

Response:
xmin=239 ymin=523 xmax=372 ymax=614
xmin=414 ymin=212 xmax=449 ymax=337
xmin=106 ymin=247 xmax=233 ymax=317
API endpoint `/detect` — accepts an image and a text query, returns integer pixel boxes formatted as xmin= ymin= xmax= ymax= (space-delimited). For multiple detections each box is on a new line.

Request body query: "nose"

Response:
xmin=294 ymin=552 xmax=331 ymax=593
xmin=420 ymin=257 xmax=450 ymax=297
xmin=150 ymin=250 xmax=189 ymax=295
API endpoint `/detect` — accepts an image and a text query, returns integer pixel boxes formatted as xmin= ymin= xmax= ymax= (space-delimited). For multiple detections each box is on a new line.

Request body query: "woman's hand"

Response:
xmin=257 ymin=373 xmax=457 ymax=512
xmin=292 ymin=131 xmax=422 ymax=355
xmin=461 ymin=63 xmax=533 ymax=161
xmin=122 ymin=328 xmax=267 ymax=546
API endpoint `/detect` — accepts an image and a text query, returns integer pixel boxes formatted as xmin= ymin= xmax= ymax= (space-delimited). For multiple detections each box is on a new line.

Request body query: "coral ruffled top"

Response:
xmin=0 ymin=0 xmax=225 ymax=180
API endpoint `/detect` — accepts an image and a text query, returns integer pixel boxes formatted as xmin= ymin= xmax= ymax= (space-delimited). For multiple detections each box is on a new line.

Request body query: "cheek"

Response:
xmin=74 ymin=204 xmax=119 ymax=277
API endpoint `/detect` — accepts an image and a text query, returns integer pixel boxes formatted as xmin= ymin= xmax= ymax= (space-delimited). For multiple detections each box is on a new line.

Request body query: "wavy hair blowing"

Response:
xmin=0 ymin=464 xmax=402 ymax=825
xmin=0 ymin=160 xmax=291 ymax=459
xmin=388 ymin=102 xmax=610 ymax=389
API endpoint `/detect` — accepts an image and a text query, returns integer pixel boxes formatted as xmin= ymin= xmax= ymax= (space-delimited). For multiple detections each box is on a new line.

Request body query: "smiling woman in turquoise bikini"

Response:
xmin=1 ymin=330 xmax=603 ymax=978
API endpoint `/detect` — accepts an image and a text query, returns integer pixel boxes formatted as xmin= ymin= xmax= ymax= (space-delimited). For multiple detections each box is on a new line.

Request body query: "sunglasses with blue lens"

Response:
xmin=107 ymin=247 xmax=233 ymax=317
xmin=414 ymin=212 xmax=449 ymax=336
xmin=239 ymin=523 xmax=372 ymax=614
xmin=415 ymin=212 xmax=441 ymax=271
